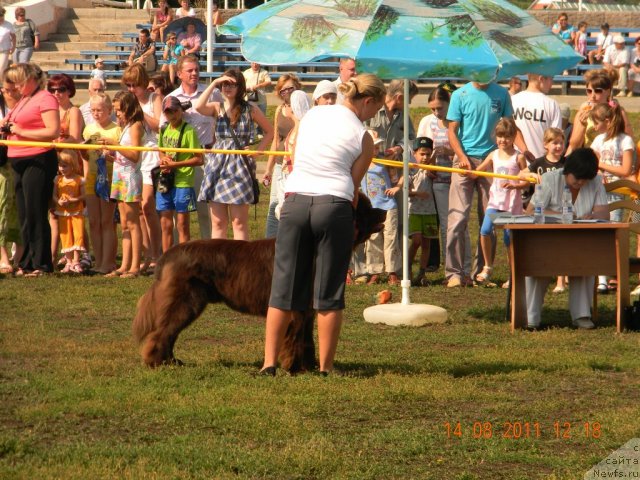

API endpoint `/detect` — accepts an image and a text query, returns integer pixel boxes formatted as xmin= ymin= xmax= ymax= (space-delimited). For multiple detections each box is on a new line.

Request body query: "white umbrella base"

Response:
xmin=363 ymin=303 xmax=448 ymax=327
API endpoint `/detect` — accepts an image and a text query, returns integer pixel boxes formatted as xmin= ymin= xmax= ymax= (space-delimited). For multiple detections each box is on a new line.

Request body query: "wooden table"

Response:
xmin=505 ymin=223 xmax=629 ymax=333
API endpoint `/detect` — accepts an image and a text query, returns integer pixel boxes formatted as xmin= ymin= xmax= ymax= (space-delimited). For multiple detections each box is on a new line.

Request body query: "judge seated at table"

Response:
xmin=524 ymin=148 xmax=610 ymax=330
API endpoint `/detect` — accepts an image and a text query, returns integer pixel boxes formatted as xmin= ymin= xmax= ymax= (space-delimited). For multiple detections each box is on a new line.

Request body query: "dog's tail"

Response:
xmin=132 ymin=284 xmax=157 ymax=344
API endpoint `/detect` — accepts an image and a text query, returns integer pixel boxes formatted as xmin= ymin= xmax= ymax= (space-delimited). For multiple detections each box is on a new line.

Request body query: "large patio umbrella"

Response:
xmin=220 ymin=0 xmax=582 ymax=317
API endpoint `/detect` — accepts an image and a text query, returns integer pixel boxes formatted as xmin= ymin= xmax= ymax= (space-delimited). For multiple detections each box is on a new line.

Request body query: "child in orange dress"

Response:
xmin=53 ymin=149 xmax=86 ymax=273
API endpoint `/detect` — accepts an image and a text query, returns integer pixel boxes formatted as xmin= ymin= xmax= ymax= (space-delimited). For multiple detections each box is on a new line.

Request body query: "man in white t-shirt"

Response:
xmin=603 ymin=36 xmax=631 ymax=96
xmin=511 ymin=74 xmax=562 ymax=160
xmin=167 ymin=55 xmax=223 ymax=240
xmin=0 ymin=7 xmax=16 ymax=74
xmin=333 ymin=58 xmax=356 ymax=104
xmin=588 ymin=23 xmax=612 ymax=65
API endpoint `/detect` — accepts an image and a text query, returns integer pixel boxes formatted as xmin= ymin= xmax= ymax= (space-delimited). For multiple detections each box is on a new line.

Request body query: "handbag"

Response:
xmin=222 ymin=108 xmax=260 ymax=205
xmin=247 ymin=89 xmax=259 ymax=103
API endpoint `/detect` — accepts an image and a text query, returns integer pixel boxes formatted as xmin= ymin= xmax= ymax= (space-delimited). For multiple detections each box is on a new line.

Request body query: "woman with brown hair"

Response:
xmin=568 ymin=69 xmax=634 ymax=154
xmin=195 ymin=69 xmax=273 ymax=240
xmin=3 ymin=63 xmax=60 ymax=276
xmin=260 ymin=73 xmax=386 ymax=376
xmin=47 ymin=74 xmax=83 ymax=145
xmin=122 ymin=63 xmax=162 ymax=271
xmin=262 ymin=73 xmax=302 ymax=238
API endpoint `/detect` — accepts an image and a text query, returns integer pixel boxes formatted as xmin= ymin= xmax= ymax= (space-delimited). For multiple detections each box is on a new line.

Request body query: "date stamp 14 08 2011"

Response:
xmin=443 ymin=420 xmax=603 ymax=440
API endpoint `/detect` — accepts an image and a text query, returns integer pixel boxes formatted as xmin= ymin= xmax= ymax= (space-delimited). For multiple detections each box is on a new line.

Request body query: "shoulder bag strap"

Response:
xmin=221 ymin=105 xmax=253 ymax=175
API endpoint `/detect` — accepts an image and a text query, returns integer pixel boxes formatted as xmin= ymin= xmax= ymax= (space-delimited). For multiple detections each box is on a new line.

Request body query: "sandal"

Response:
xmin=61 ymin=263 xmax=72 ymax=274
xmin=24 ymin=269 xmax=44 ymax=278
xmin=70 ymin=263 xmax=84 ymax=274
xmin=120 ymin=271 xmax=140 ymax=279
xmin=104 ymin=270 xmax=125 ymax=278
xmin=475 ymin=266 xmax=493 ymax=284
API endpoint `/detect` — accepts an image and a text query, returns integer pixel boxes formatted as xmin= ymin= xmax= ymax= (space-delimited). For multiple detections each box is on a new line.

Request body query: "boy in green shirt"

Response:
xmin=156 ymin=96 xmax=203 ymax=251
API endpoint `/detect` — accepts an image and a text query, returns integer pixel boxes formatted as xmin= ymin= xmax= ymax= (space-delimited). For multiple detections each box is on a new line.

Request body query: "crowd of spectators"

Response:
xmin=0 ymin=8 xmax=638 ymax=339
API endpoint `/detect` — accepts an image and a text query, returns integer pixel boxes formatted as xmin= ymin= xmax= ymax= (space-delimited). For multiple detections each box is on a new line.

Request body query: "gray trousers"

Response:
xmin=445 ymin=156 xmax=494 ymax=281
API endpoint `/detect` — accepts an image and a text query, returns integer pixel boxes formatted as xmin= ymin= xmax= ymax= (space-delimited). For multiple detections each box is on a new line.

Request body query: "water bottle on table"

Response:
xmin=533 ymin=183 xmax=545 ymax=224
xmin=562 ymin=185 xmax=573 ymax=224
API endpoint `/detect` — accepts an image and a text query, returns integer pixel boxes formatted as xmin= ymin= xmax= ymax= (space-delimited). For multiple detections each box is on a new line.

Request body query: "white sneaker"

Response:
xmin=572 ymin=317 xmax=595 ymax=329
xmin=631 ymin=285 xmax=640 ymax=296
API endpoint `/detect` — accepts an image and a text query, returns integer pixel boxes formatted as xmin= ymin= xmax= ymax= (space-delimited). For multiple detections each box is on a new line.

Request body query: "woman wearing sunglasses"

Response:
xmin=262 ymin=73 xmax=302 ymax=238
xmin=47 ymin=74 xmax=83 ymax=144
xmin=47 ymin=74 xmax=89 ymax=269
xmin=567 ymin=69 xmax=634 ymax=155
xmin=3 ymin=63 xmax=60 ymax=276
xmin=195 ymin=69 xmax=273 ymax=240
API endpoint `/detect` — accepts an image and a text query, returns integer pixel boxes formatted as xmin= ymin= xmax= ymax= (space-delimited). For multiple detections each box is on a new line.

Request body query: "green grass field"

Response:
xmin=1 ymin=113 xmax=640 ymax=479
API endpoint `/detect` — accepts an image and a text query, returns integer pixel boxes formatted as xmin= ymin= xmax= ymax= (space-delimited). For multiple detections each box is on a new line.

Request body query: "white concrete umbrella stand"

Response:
xmin=363 ymin=80 xmax=448 ymax=327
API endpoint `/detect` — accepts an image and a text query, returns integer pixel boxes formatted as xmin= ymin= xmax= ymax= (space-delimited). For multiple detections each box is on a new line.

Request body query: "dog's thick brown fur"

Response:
xmin=132 ymin=194 xmax=386 ymax=371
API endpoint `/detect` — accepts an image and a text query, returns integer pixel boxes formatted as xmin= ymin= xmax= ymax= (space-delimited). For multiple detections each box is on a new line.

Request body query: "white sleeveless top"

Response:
xmin=285 ymin=104 xmax=367 ymax=201
xmin=139 ymin=93 xmax=160 ymax=173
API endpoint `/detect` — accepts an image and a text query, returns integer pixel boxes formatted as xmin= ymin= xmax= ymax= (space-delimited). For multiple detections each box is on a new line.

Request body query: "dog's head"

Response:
xmin=354 ymin=192 xmax=386 ymax=247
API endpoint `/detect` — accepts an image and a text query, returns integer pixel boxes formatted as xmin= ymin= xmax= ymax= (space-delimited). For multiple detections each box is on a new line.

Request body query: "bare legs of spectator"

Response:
xmin=193 ymin=165 xmax=211 ymax=240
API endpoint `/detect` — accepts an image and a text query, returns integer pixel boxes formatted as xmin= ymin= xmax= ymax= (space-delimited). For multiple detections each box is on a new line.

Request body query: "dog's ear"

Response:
xmin=353 ymin=193 xmax=387 ymax=247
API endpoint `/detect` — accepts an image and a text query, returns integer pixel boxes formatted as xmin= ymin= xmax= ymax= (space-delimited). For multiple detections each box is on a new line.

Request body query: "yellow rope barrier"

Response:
xmin=0 ymin=139 xmax=541 ymax=183
xmin=0 ymin=139 xmax=287 ymax=157
xmin=372 ymin=157 xmax=538 ymax=184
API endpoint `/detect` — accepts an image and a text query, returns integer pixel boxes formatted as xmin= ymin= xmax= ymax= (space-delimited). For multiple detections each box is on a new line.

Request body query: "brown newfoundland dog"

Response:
xmin=133 ymin=193 xmax=386 ymax=371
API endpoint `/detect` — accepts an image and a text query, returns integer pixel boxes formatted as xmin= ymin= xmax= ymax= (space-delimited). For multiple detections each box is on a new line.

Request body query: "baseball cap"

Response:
xmin=414 ymin=137 xmax=433 ymax=150
xmin=312 ymin=80 xmax=338 ymax=101
xmin=613 ymin=35 xmax=625 ymax=44
xmin=162 ymin=96 xmax=182 ymax=112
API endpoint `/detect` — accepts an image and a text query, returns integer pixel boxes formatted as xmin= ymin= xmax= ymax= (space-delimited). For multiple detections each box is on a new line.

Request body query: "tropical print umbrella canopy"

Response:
xmin=220 ymin=0 xmax=582 ymax=82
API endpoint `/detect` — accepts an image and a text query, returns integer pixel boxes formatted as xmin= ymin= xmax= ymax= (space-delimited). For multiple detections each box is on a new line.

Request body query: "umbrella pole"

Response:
xmin=401 ymin=79 xmax=411 ymax=305
xmin=206 ymin=0 xmax=213 ymax=74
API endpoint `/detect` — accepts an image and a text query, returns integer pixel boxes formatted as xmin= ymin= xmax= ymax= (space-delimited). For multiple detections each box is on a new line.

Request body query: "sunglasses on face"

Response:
xmin=48 ymin=86 xmax=68 ymax=94
xmin=586 ymin=87 xmax=604 ymax=95
xmin=220 ymin=82 xmax=237 ymax=88
xmin=279 ymin=86 xmax=294 ymax=96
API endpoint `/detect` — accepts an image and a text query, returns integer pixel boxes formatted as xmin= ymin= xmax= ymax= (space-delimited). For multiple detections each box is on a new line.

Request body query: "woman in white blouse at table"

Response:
xmin=524 ymin=148 xmax=609 ymax=331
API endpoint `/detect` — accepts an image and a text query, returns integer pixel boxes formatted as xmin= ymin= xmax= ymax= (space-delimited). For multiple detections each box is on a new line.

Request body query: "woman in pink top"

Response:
xmin=3 ymin=63 xmax=60 ymax=276
xmin=150 ymin=0 xmax=173 ymax=42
